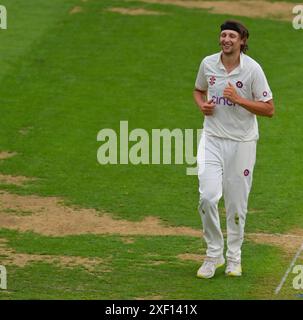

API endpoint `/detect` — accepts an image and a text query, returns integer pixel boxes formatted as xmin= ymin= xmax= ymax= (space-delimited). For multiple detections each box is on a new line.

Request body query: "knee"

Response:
xmin=199 ymin=192 xmax=219 ymax=209
xmin=226 ymin=211 xmax=246 ymax=228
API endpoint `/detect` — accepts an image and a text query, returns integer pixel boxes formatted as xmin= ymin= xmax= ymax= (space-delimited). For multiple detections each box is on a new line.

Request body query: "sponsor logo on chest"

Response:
xmin=212 ymin=95 xmax=236 ymax=107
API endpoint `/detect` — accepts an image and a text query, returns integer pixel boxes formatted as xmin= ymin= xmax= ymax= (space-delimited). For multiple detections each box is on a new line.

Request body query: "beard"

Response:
xmin=219 ymin=42 xmax=239 ymax=55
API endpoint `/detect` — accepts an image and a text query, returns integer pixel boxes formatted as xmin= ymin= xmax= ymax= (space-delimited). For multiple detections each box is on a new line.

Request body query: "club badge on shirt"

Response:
xmin=209 ymin=75 xmax=216 ymax=86
xmin=236 ymin=81 xmax=243 ymax=88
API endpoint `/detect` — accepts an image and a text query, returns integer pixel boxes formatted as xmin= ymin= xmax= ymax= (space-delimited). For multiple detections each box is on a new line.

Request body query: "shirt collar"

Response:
xmin=217 ymin=51 xmax=244 ymax=73
xmin=217 ymin=51 xmax=225 ymax=70
xmin=239 ymin=52 xmax=244 ymax=69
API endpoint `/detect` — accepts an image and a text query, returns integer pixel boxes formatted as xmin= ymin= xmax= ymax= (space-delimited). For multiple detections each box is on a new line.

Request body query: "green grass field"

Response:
xmin=0 ymin=0 xmax=303 ymax=300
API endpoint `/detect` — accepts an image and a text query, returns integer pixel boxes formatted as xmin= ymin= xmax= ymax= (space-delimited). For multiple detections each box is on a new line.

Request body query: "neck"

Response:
xmin=221 ymin=51 xmax=241 ymax=69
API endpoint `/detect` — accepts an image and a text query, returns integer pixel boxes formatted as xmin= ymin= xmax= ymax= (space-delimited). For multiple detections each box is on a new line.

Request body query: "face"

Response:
xmin=220 ymin=30 xmax=243 ymax=54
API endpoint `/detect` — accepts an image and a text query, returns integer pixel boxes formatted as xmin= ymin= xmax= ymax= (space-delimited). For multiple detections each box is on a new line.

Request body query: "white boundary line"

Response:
xmin=275 ymin=242 xmax=303 ymax=295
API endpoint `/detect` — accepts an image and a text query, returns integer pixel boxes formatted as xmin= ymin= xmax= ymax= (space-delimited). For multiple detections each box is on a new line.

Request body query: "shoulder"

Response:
xmin=201 ymin=52 xmax=221 ymax=66
xmin=242 ymin=54 xmax=264 ymax=73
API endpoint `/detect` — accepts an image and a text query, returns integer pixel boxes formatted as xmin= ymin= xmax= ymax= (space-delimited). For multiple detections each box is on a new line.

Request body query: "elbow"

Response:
xmin=267 ymin=108 xmax=274 ymax=118
xmin=266 ymin=101 xmax=275 ymax=118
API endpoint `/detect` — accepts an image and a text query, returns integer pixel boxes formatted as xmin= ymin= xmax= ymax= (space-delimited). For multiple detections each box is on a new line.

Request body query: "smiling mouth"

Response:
xmin=223 ymin=44 xmax=232 ymax=48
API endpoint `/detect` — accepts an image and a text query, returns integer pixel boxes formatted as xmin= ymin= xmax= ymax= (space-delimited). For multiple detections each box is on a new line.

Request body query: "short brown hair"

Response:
xmin=220 ymin=20 xmax=249 ymax=53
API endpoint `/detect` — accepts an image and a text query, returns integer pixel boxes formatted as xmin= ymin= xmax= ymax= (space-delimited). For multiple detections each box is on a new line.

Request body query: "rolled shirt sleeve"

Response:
xmin=195 ymin=59 xmax=208 ymax=91
xmin=251 ymin=64 xmax=273 ymax=102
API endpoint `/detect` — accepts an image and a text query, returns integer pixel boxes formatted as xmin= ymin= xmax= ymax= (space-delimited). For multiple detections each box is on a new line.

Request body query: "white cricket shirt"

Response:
xmin=195 ymin=52 xmax=273 ymax=141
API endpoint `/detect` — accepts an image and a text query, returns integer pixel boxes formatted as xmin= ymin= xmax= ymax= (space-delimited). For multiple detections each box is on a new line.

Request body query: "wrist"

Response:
xmin=235 ymin=95 xmax=243 ymax=105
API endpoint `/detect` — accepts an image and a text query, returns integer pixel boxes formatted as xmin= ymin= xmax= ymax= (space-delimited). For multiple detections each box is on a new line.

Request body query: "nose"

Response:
xmin=223 ymin=35 xmax=232 ymax=42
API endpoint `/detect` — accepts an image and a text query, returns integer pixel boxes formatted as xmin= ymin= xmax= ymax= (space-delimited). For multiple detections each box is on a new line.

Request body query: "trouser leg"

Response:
xmin=223 ymin=140 xmax=257 ymax=263
xmin=198 ymin=133 xmax=224 ymax=258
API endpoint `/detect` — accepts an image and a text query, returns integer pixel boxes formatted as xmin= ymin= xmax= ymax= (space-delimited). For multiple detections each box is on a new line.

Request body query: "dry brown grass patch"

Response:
xmin=0 ymin=190 xmax=302 ymax=258
xmin=128 ymin=0 xmax=295 ymax=21
xmin=19 ymin=127 xmax=33 ymax=136
xmin=0 ymin=174 xmax=35 ymax=186
xmin=0 ymin=238 xmax=109 ymax=273
xmin=0 ymin=151 xmax=17 ymax=160
xmin=177 ymin=253 xmax=204 ymax=262
xmin=246 ymin=232 xmax=303 ymax=255
xmin=70 ymin=6 xmax=83 ymax=14
xmin=120 ymin=237 xmax=136 ymax=244
xmin=107 ymin=7 xmax=167 ymax=15
xmin=135 ymin=295 xmax=164 ymax=300
xmin=149 ymin=260 xmax=166 ymax=265
xmin=0 ymin=191 xmax=201 ymax=237
xmin=0 ymin=150 xmax=36 ymax=187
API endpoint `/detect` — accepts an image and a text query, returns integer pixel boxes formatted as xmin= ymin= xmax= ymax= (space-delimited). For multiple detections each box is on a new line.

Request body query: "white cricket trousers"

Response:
xmin=197 ymin=132 xmax=257 ymax=263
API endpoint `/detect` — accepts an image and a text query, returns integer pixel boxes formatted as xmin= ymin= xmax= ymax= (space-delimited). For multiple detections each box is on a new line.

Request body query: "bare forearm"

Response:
xmin=193 ymin=89 xmax=216 ymax=116
xmin=236 ymin=96 xmax=275 ymax=117
xmin=223 ymin=83 xmax=274 ymax=117
xmin=193 ymin=89 xmax=207 ymax=108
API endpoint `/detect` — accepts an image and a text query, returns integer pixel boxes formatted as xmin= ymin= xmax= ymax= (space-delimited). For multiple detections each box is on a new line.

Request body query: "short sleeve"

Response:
xmin=195 ymin=59 xmax=208 ymax=91
xmin=251 ymin=64 xmax=273 ymax=102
